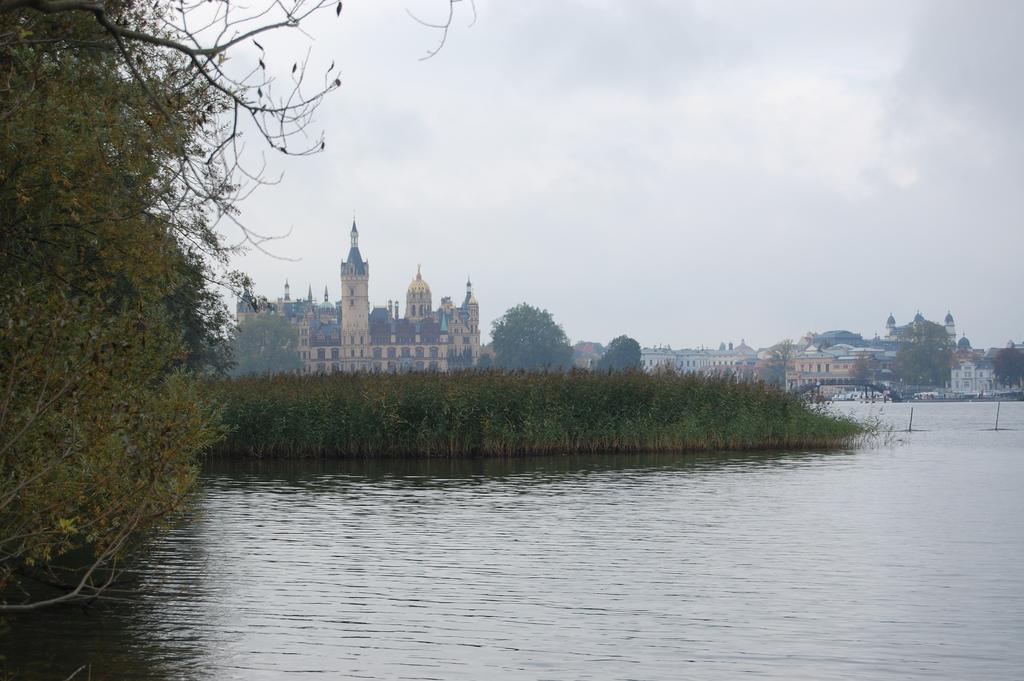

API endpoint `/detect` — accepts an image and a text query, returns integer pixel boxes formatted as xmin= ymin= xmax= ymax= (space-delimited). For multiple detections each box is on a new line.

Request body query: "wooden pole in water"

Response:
xmin=908 ymin=406 xmax=914 ymax=433
xmin=995 ymin=402 xmax=1001 ymax=432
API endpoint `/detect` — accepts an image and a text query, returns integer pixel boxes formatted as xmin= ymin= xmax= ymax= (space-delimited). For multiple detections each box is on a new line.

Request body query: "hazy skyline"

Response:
xmin=230 ymin=0 xmax=1023 ymax=349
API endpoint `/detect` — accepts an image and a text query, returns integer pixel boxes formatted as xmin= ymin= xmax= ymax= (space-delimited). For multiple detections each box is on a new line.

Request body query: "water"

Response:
xmin=3 ymin=401 xmax=1023 ymax=680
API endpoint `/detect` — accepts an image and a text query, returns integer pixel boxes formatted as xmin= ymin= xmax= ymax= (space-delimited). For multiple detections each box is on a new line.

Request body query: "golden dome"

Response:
xmin=407 ymin=264 xmax=431 ymax=295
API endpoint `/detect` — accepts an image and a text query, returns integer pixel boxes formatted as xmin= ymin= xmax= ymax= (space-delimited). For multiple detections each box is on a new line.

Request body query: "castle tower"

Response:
xmin=944 ymin=311 xmax=956 ymax=338
xmin=464 ymin=277 xmax=479 ymax=334
xmin=284 ymin=279 xmax=290 ymax=301
xmin=340 ymin=220 xmax=370 ymax=370
xmin=405 ymin=264 xmax=432 ymax=321
xmin=885 ymin=313 xmax=896 ymax=338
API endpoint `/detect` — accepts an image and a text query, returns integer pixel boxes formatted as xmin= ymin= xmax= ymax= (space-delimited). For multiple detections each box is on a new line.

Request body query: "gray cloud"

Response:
xmin=230 ymin=0 xmax=1024 ymax=349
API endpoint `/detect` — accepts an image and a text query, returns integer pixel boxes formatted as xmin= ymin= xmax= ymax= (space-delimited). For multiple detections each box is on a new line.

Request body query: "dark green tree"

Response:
xmin=993 ymin=346 xmax=1024 ymax=388
xmin=595 ymin=335 xmax=642 ymax=371
xmin=896 ymin=321 xmax=954 ymax=386
xmin=491 ymin=304 xmax=573 ymax=371
xmin=231 ymin=316 xmax=303 ymax=376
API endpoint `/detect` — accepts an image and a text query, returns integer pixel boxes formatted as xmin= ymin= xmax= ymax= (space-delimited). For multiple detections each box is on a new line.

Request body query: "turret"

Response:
xmin=944 ymin=311 xmax=956 ymax=337
xmin=340 ymin=219 xmax=370 ymax=370
xmin=284 ymin=279 xmax=290 ymax=301
xmin=464 ymin=277 xmax=479 ymax=331
xmin=405 ymin=264 xmax=432 ymax=321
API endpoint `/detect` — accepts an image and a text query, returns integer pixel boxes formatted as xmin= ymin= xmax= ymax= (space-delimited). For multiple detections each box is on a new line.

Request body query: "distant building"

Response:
xmin=641 ymin=340 xmax=758 ymax=378
xmin=237 ymin=221 xmax=481 ymax=373
xmin=949 ymin=360 xmax=995 ymax=394
xmin=786 ymin=344 xmax=896 ymax=391
xmin=572 ymin=341 xmax=605 ymax=369
xmin=885 ymin=311 xmax=956 ymax=340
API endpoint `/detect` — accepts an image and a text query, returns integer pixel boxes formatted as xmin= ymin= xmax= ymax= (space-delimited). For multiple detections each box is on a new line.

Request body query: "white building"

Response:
xmin=641 ymin=346 xmax=678 ymax=372
xmin=949 ymin=361 xmax=995 ymax=394
xmin=642 ymin=341 xmax=758 ymax=377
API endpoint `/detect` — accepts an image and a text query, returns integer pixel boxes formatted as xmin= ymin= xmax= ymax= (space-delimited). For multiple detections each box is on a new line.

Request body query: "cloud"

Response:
xmin=228 ymin=1 xmax=1024 ymax=349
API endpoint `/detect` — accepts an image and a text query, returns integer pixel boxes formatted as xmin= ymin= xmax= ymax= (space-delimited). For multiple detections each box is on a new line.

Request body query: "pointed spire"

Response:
xmin=324 ymin=285 xmax=329 ymax=302
xmin=307 ymin=284 xmax=313 ymax=302
xmin=284 ymin=278 xmax=290 ymax=301
xmin=416 ymin=263 xmax=422 ymax=280
xmin=350 ymin=218 xmax=359 ymax=247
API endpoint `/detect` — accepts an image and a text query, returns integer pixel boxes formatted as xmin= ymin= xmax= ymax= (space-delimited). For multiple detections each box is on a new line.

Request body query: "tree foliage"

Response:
xmin=491 ymin=304 xmax=573 ymax=371
xmin=895 ymin=321 xmax=954 ymax=386
xmin=0 ymin=1 xmax=231 ymax=610
xmin=231 ymin=316 xmax=302 ymax=376
xmin=852 ymin=354 xmax=874 ymax=384
xmin=596 ymin=335 xmax=641 ymax=372
xmin=764 ymin=339 xmax=795 ymax=388
xmin=993 ymin=346 xmax=1024 ymax=388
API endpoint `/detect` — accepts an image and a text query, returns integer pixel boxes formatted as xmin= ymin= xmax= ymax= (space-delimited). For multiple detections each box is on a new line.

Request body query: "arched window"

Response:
xmin=416 ymin=347 xmax=425 ymax=358
xmin=415 ymin=361 xmax=424 ymax=371
xmin=331 ymin=348 xmax=339 ymax=360
xmin=430 ymin=347 xmax=438 ymax=358
xmin=373 ymin=348 xmax=382 ymax=359
xmin=317 ymin=349 xmax=325 ymax=360
xmin=402 ymin=347 xmax=411 ymax=358
xmin=387 ymin=347 xmax=396 ymax=359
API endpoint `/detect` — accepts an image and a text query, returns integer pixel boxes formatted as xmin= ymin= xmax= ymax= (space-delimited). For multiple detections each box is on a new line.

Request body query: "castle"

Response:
xmin=237 ymin=221 xmax=481 ymax=373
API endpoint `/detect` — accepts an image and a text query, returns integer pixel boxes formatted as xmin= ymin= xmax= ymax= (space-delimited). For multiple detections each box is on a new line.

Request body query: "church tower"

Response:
xmin=340 ymin=220 xmax=370 ymax=370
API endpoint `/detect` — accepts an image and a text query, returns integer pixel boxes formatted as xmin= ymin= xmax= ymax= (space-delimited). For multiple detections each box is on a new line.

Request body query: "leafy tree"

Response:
xmin=596 ymin=335 xmax=642 ymax=371
xmin=491 ymin=304 xmax=573 ymax=371
xmin=895 ymin=321 xmax=954 ymax=386
xmin=0 ymin=0 xmax=235 ymax=610
xmin=852 ymin=354 xmax=874 ymax=384
xmin=0 ymin=0 xmax=461 ymax=611
xmin=763 ymin=339 xmax=795 ymax=388
xmin=231 ymin=316 xmax=302 ymax=376
xmin=993 ymin=346 xmax=1024 ymax=388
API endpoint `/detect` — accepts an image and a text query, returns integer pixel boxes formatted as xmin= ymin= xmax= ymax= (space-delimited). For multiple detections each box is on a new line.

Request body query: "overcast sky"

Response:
xmin=229 ymin=0 xmax=1023 ymax=349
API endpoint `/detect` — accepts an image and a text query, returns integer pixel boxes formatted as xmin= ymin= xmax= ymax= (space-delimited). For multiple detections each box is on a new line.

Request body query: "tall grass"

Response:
xmin=207 ymin=370 xmax=864 ymax=457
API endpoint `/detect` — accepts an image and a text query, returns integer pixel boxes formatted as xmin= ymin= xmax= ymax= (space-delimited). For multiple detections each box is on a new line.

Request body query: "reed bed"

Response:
xmin=207 ymin=370 xmax=864 ymax=457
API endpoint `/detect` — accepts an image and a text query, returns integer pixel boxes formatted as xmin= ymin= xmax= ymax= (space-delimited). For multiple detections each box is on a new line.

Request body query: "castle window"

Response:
xmin=350 ymin=287 xmax=354 ymax=297
xmin=416 ymin=347 xmax=424 ymax=358
xmin=402 ymin=347 xmax=411 ymax=358
xmin=430 ymin=347 xmax=438 ymax=359
xmin=317 ymin=349 xmax=325 ymax=361
xmin=331 ymin=348 xmax=339 ymax=360
xmin=373 ymin=348 xmax=382 ymax=359
xmin=387 ymin=347 xmax=396 ymax=359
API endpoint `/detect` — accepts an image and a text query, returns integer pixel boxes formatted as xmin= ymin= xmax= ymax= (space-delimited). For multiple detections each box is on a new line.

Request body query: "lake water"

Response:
xmin=3 ymin=401 xmax=1023 ymax=679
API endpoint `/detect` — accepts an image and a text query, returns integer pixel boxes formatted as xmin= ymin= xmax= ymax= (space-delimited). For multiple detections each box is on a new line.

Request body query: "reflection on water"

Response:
xmin=3 ymin=402 xmax=1023 ymax=680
